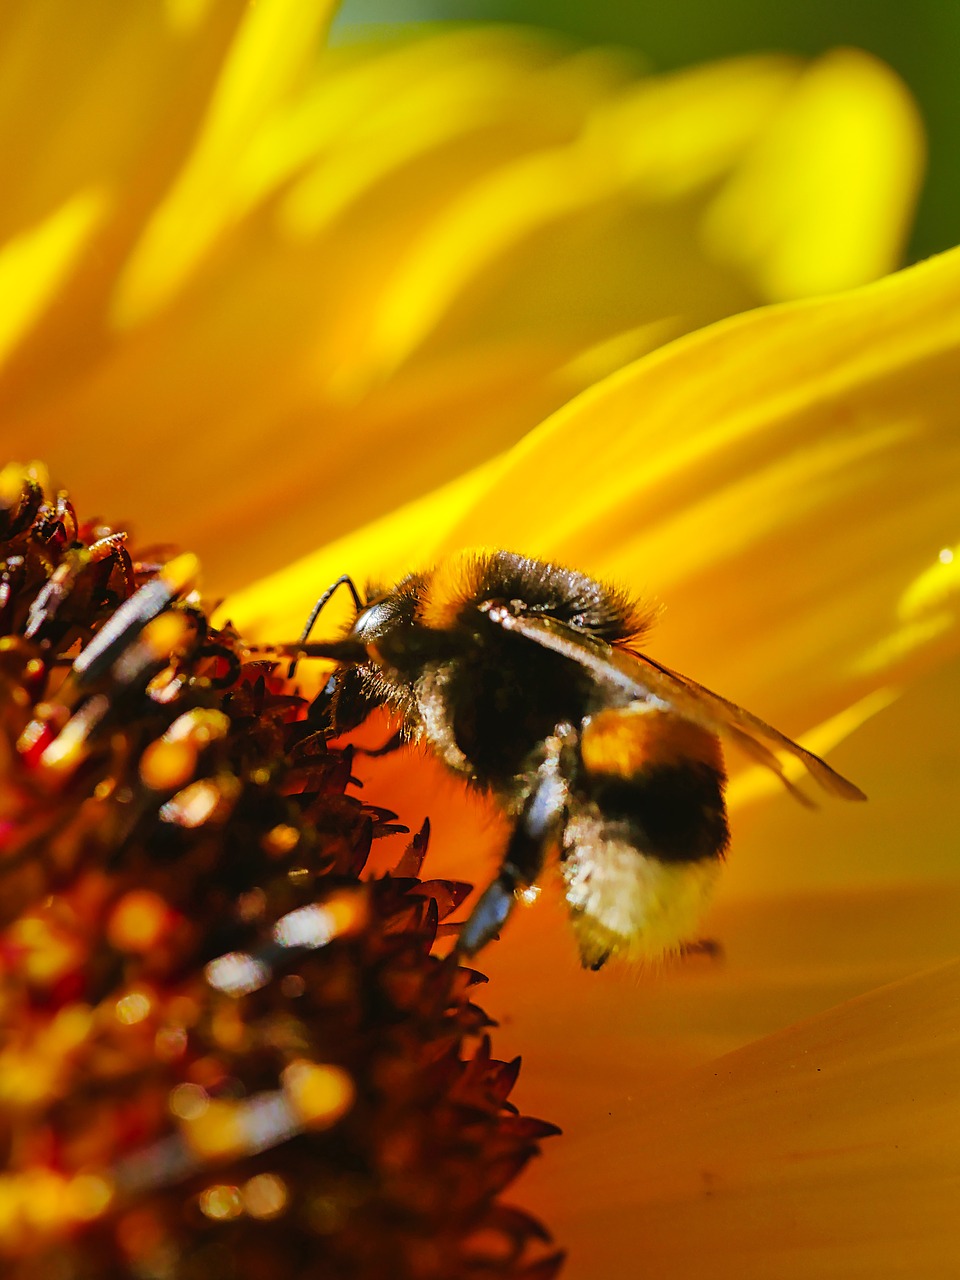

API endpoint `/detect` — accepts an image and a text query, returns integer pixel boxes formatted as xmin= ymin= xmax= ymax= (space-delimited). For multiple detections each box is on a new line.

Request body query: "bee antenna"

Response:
xmin=298 ymin=575 xmax=363 ymax=645
xmin=289 ymin=574 xmax=363 ymax=677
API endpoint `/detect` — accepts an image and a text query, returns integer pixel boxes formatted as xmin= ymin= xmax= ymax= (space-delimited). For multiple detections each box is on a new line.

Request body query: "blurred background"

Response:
xmin=337 ymin=0 xmax=960 ymax=262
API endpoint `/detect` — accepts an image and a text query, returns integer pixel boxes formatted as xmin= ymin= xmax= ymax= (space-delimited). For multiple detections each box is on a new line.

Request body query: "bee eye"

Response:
xmin=352 ymin=602 xmax=391 ymax=642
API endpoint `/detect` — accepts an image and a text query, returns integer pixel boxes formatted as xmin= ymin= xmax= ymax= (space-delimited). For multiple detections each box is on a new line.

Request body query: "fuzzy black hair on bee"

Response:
xmin=412 ymin=550 xmax=657 ymax=643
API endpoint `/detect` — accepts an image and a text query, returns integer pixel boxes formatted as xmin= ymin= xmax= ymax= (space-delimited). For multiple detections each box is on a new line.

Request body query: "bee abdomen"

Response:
xmin=588 ymin=764 xmax=728 ymax=862
xmin=579 ymin=706 xmax=729 ymax=862
xmin=561 ymin=830 xmax=722 ymax=968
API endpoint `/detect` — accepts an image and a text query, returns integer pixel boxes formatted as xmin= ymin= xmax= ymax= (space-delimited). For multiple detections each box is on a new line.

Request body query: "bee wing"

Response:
xmin=480 ymin=604 xmax=866 ymax=804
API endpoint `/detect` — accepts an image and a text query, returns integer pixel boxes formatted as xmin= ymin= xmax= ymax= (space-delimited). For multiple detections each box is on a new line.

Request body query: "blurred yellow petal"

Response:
xmin=353 ymin=52 xmax=795 ymax=379
xmin=0 ymin=2 xmax=235 ymax=237
xmin=165 ymin=0 xmax=216 ymax=32
xmin=725 ymin=651 xmax=960 ymax=898
xmin=114 ymin=0 xmax=337 ymax=326
xmin=528 ymin=959 xmax=960 ymax=1280
xmin=371 ymin=53 xmax=792 ymax=375
xmin=368 ymin=48 xmax=920 ymax=386
xmin=0 ymin=1 xmax=244 ymax=407
xmin=899 ymin=540 xmax=960 ymax=620
xmin=0 ymin=24 xmax=923 ymax=590
xmin=221 ymin=455 xmax=504 ymax=638
xmin=278 ymin=34 xmax=632 ymax=243
xmin=723 ymin=684 xmax=899 ymax=811
xmin=704 ymin=48 xmax=924 ymax=299
xmin=0 ymin=190 xmax=106 ymax=365
xmin=593 ymin=54 xmax=800 ymax=198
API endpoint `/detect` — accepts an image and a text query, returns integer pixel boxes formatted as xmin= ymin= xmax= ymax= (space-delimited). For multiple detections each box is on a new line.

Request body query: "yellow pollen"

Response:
xmin=160 ymin=553 xmax=201 ymax=597
xmin=22 ymin=1168 xmax=69 ymax=1230
xmin=146 ymin=666 xmax=184 ymax=703
xmin=65 ymin=1173 xmax=114 ymax=1222
xmin=323 ymin=890 xmax=368 ymax=937
xmin=159 ymin=777 xmax=225 ymax=827
xmin=107 ymin=890 xmax=171 ymax=952
xmin=0 ymin=1051 xmax=59 ymax=1106
xmin=242 ymin=1173 xmax=288 ymax=1220
xmin=46 ymin=1004 xmax=94 ymax=1052
xmin=140 ymin=611 xmax=191 ymax=660
xmin=283 ymin=1060 xmax=355 ymax=1128
xmin=38 ymin=697 xmax=109 ymax=774
xmin=199 ymin=1184 xmax=244 ymax=1222
xmin=139 ymin=738 xmax=198 ymax=791
xmin=168 ymin=708 xmax=231 ymax=744
xmin=168 ymin=1082 xmax=209 ymax=1121
xmin=181 ymin=1100 xmax=245 ymax=1159
xmin=211 ymin=1002 xmax=249 ymax=1051
xmin=262 ymin=823 xmax=300 ymax=856
xmin=115 ymin=990 xmax=153 ymax=1025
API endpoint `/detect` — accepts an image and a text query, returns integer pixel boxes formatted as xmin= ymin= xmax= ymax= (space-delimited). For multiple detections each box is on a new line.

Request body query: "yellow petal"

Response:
xmin=0 ymin=2 xmax=235 ymax=239
xmin=525 ymin=959 xmax=960 ymax=1279
xmin=353 ymin=51 xmax=799 ymax=380
xmin=0 ymin=1 xmax=243 ymax=403
xmin=459 ymin=873 xmax=960 ymax=1180
xmin=725 ymin=651 xmax=960 ymax=898
xmin=704 ymin=48 xmax=924 ymax=300
xmin=221 ymin=456 xmax=503 ymax=638
xmin=278 ymin=31 xmax=629 ymax=245
xmin=0 ymin=29 xmax=924 ymax=593
xmin=233 ymin=248 xmax=960 ymax=743
xmin=367 ymin=49 xmax=920 ymax=379
xmin=114 ymin=0 xmax=337 ymax=326
xmin=0 ymin=189 xmax=107 ymax=367
xmin=592 ymin=53 xmax=801 ymax=198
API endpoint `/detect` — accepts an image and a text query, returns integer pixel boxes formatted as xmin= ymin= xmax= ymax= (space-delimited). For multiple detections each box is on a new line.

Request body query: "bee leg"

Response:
xmin=309 ymin=666 xmax=381 ymax=737
xmin=678 ymin=937 xmax=723 ymax=961
xmin=457 ymin=742 xmax=569 ymax=955
xmin=456 ymin=876 xmax=516 ymax=956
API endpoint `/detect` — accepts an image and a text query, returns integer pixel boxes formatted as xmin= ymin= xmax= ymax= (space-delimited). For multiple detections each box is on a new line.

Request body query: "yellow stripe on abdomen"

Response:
xmin=580 ymin=705 xmax=723 ymax=779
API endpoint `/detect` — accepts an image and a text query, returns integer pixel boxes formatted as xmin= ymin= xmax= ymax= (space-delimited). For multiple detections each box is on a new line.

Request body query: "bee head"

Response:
xmin=347 ymin=573 xmax=460 ymax=677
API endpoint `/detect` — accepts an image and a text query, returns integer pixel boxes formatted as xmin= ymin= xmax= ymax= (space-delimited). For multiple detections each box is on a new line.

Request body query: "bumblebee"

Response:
xmin=291 ymin=550 xmax=865 ymax=969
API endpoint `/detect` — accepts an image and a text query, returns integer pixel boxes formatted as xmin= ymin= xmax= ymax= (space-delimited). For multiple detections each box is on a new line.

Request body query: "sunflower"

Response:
xmin=1 ymin=3 xmax=957 ymax=1278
